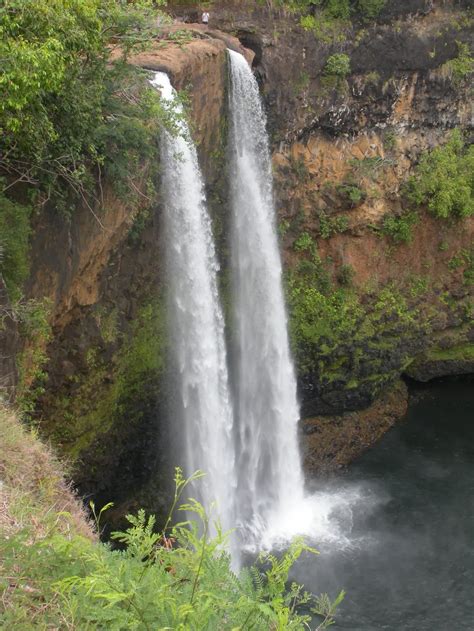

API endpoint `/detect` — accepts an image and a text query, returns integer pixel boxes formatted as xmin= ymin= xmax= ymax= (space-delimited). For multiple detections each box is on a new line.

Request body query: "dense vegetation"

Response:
xmin=406 ymin=130 xmax=474 ymax=220
xmin=0 ymin=405 xmax=342 ymax=629
xmin=286 ymin=233 xmax=423 ymax=397
xmin=0 ymin=0 xmax=174 ymax=300
xmin=265 ymin=0 xmax=386 ymax=19
xmin=266 ymin=0 xmax=386 ymax=41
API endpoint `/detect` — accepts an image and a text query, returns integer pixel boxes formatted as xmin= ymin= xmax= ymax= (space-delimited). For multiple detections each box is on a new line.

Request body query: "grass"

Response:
xmin=0 ymin=403 xmax=94 ymax=626
xmin=0 ymin=403 xmax=93 ymax=539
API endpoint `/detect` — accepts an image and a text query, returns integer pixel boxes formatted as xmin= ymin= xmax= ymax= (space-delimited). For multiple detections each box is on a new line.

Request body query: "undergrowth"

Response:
xmin=0 ymin=406 xmax=343 ymax=630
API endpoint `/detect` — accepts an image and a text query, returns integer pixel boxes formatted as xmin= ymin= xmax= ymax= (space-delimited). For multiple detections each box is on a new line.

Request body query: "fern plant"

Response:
xmin=1 ymin=468 xmax=344 ymax=630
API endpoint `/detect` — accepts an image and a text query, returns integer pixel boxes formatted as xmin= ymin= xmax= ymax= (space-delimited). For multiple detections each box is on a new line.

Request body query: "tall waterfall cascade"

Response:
xmin=152 ymin=60 xmax=357 ymax=562
xmin=227 ymin=50 xmax=310 ymax=549
xmin=150 ymin=73 xmax=237 ymax=538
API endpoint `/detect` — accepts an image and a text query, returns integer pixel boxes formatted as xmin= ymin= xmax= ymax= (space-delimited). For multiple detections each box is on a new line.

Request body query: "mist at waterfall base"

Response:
xmin=290 ymin=381 xmax=474 ymax=630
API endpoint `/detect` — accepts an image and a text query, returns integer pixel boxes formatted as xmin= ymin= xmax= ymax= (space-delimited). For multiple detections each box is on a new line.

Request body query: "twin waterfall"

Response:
xmin=152 ymin=51 xmax=309 ymax=559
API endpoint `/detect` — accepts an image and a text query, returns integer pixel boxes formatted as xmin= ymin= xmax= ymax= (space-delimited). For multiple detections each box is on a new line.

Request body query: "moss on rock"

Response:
xmin=41 ymin=298 xmax=166 ymax=460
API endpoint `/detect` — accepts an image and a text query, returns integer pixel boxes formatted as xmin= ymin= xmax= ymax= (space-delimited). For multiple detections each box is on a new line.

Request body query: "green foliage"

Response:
xmin=289 ymin=155 xmax=310 ymax=181
xmin=0 ymin=0 xmax=171 ymax=220
xmin=278 ymin=0 xmax=385 ymax=41
xmin=300 ymin=13 xmax=347 ymax=43
xmin=39 ymin=297 xmax=167 ymax=457
xmin=326 ymin=0 xmax=351 ymax=19
xmin=324 ymin=53 xmax=351 ymax=76
xmin=382 ymin=211 xmax=419 ymax=244
xmin=0 ymin=193 xmax=32 ymax=301
xmin=448 ymin=248 xmax=474 ymax=285
xmin=15 ymin=298 xmax=53 ymax=414
xmin=294 ymin=231 xmax=316 ymax=253
xmin=356 ymin=0 xmax=386 ymax=19
xmin=286 ymin=245 xmax=420 ymax=391
xmin=0 ymin=468 xmax=343 ymax=630
xmin=383 ymin=131 xmax=397 ymax=151
xmin=406 ymin=130 xmax=474 ymax=220
xmin=427 ymin=341 xmax=474 ymax=362
xmin=442 ymin=41 xmax=474 ymax=82
xmin=288 ymin=279 xmax=363 ymax=373
xmin=337 ymin=263 xmax=355 ymax=286
xmin=336 ymin=182 xmax=365 ymax=206
xmin=318 ymin=213 xmax=349 ymax=238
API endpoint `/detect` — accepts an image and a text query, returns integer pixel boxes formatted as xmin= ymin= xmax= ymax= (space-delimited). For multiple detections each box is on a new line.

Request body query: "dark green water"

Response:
xmin=293 ymin=381 xmax=474 ymax=630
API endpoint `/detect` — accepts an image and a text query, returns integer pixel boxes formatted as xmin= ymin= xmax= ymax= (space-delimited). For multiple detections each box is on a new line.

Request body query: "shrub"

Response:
xmin=324 ymin=53 xmax=351 ymax=77
xmin=443 ymin=41 xmax=474 ymax=82
xmin=382 ymin=211 xmax=419 ymax=244
xmin=294 ymin=231 xmax=316 ymax=253
xmin=337 ymin=263 xmax=355 ymax=286
xmin=326 ymin=0 xmax=351 ymax=19
xmin=286 ymin=248 xmax=420 ymax=381
xmin=406 ymin=130 xmax=474 ymax=220
xmin=319 ymin=213 xmax=349 ymax=238
xmin=356 ymin=0 xmax=386 ymax=19
xmin=337 ymin=182 xmax=365 ymax=206
xmin=0 ymin=0 xmax=171 ymax=219
xmin=299 ymin=13 xmax=347 ymax=44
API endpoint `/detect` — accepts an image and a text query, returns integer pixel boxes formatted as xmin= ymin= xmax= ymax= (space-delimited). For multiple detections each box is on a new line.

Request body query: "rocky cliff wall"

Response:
xmin=10 ymin=1 xmax=473 ymax=514
xmin=209 ymin=0 xmax=473 ymax=424
xmin=0 ymin=276 xmax=18 ymax=403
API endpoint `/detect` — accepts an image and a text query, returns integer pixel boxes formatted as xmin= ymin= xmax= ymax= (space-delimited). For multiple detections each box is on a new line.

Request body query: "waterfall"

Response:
xmin=227 ymin=50 xmax=307 ymax=549
xmin=150 ymin=73 xmax=237 ymax=540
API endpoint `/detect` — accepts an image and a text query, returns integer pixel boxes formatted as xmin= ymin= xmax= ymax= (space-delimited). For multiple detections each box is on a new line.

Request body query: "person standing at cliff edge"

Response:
xmin=202 ymin=10 xmax=209 ymax=25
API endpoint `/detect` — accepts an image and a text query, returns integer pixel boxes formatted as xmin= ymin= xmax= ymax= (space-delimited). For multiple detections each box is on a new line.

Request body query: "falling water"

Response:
xmin=150 ymin=73 xmax=237 ymax=539
xmin=227 ymin=50 xmax=308 ymax=549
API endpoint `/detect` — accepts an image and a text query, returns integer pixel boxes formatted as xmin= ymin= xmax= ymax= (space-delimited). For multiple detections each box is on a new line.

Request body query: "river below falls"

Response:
xmin=291 ymin=380 xmax=474 ymax=630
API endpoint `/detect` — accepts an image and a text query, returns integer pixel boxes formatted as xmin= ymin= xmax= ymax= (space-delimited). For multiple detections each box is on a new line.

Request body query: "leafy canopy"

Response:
xmin=0 ymin=0 xmax=177 ymax=300
xmin=0 ymin=0 xmax=168 ymax=209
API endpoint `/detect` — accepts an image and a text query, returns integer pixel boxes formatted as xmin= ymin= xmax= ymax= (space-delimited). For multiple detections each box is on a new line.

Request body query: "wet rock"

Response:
xmin=301 ymin=380 xmax=408 ymax=474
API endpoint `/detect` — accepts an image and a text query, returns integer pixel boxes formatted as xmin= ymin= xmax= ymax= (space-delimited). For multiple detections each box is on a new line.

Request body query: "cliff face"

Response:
xmin=211 ymin=0 xmax=473 ymax=430
xmin=22 ymin=32 xmax=245 ymax=521
xmin=13 ymin=1 xmax=473 ymax=511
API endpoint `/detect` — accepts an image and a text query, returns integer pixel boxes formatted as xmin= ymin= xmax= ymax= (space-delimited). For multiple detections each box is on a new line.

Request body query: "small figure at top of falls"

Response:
xmin=227 ymin=50 xmax=307 ymax=549
xmin=150 ymin=72 xmax=237 ymax=554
